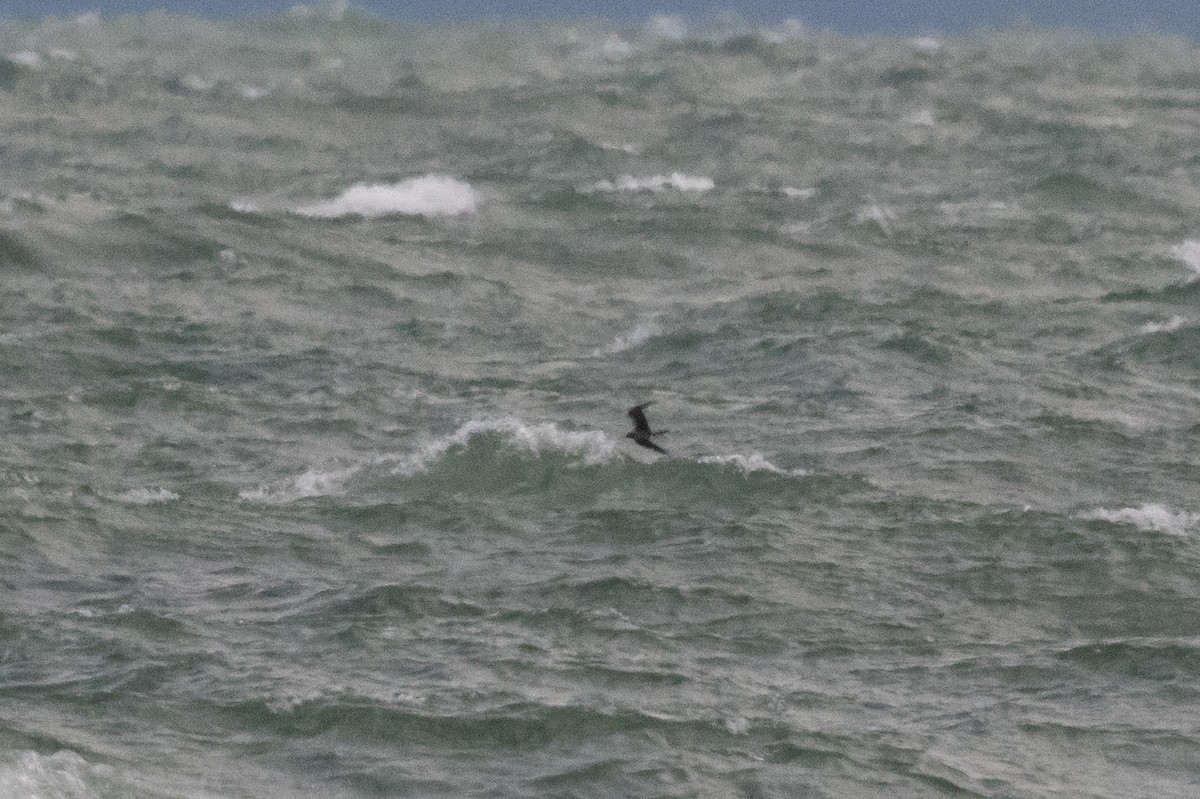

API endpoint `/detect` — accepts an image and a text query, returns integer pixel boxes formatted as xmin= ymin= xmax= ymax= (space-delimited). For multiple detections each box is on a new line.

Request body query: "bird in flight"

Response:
xmin=627 ymin=402 xmax=668 ymax=454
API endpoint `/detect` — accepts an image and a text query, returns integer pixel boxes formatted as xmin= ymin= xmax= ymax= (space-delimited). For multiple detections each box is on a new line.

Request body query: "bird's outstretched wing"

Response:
xmin=638 ymin=438 xmax=668 ymax=454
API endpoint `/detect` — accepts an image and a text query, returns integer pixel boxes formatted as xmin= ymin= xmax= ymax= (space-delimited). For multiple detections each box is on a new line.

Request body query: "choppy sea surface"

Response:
xmin=3 ymin=8 xmax=1200 ymax=798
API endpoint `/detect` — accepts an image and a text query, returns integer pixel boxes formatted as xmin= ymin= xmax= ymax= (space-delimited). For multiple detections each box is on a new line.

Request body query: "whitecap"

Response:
xmin=907 ymin=109 xmax=938 ymax=128
xmin=293 ymin=174 xmax=480 ymax=219
xmin=390 ymin=418 xmax=617 ymax=476
xmin=108 ymin=487 xmax=180 ymax=505
xmin=600 ymin=35 xmax=633 ymax=60
xmin=1140 ymin=316 xmax=1186 ymax=334
xmin=180 ymin=73 xmax=215 ymax=93
xmin=229 ymin=199 xmax=264 ymax=215
xmin=598 ymin=141 xmax=639 ymax=154
xmin=1083 ymin=504 xmax=1199 ymax=537
xmin=725 ymin=717 xmax=752 ymax=735
xmin=1170 ymin=240 xmax=1200 ymax=275
xmin=239 ymin=84 xmax=269 ymax=101
xmin=239 ymin=466 xmax=359 ymax=503
xmin=593 ymin=320 xmax=662 ymax=356
xmin=856 ymin=197 xmax=896 ymax=235
xmin=7 ymin=51 xmax=42 ymax=69
xmin=781 ymin=186 xmax=817 ymax=200
xmin=586 ymin=173 xmax=714 ymax=194
xmin=697 ymin=453 xmax=809 ymax=477
xmin=911 ymin=36 xmax=943 ymax=54
xmin=0 ymin=751 xmax=103 ymax=798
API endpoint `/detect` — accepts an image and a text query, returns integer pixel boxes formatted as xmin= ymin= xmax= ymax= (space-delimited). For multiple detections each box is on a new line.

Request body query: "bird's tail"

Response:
xmin=652 ymin=429 xmax=669 ymax=436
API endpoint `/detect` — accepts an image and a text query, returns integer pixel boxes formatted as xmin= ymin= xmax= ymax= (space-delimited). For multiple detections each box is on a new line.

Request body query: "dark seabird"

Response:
xmin=627 ymin=402 xmax=668 ymax=454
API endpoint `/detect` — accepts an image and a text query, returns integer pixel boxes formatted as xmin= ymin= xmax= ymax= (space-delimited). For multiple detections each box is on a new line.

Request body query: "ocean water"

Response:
xmin=3 ymin=7 xmax=1200 ymax=798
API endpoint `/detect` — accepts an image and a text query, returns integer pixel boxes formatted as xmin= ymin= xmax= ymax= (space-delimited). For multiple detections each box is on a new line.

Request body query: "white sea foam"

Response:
xmin=0 ymin=750 xmax=105 ymax=798
xmin=7 ymin=51 xmax=43 ymax=69
xmin=239 ymin=84 xmax=269 ymax=101
xmin=586 ymin=173 xmax=714 ymax=194
xmin=697 ymin=453 xmax=809 ymax=477
xmin=593 ymin=320 xmax=662 ymax=356
xmin=781 ymin=186 xmax=817 ymax=200
xmin=109 ymin=487 xmax=180 ymax=505
xmin=600 ymin=35 xmax=633 ymax=60
xmin=856 ymin=197 xmax=896 ymax=235
xmin=293 ymin=175 xmax=480 ymax=218
xmin=1140 ymin=315 xmax=1187 ymax=334
xmin=599 ymin=140 xmax=640 ymax=154
xmin=911 ymin=36 xmax=943 ymax=54
xmin=1170 ymin=240 xmax=1200 ymax=275
xmin=1083 ymin=504 xmax=1199 ymax=537
xmin=725 ymin=716 xmax=752 ymax=735
xmin=180 ymin=73 xmax=215 ymax=93
xmin=391 ymin=418 xmax=617 ymax=475
xmin=239 ymin=466 xmax=359 ymax=503
xmin=229 ymin=199 xmax=264 ymax=215
xmin=907 ymin=108 xmax=938 ymax=128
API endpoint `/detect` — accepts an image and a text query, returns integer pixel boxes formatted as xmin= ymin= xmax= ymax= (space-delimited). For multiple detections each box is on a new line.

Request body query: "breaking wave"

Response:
xmin=290 ymin=174 xmax=480 ymax=219
xmin=696 ymin=453 xmax=809 ymax=477
xmin=390 ymin=417 xmax=618 ymax=476
xmin=239 ymin=466 xmax=361 ymax=504
xmin=105 ymin=487 xmax=180 ymax=505
xmin=1082 ymin=504 xmax=1200 ymax=537
xmin=584 ymin=173 xmax=715 ymax=194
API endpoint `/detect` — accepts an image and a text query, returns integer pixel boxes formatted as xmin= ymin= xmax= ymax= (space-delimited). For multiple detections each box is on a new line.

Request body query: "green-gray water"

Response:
xmin=3 ymin=9 xmax=1200 ymax=798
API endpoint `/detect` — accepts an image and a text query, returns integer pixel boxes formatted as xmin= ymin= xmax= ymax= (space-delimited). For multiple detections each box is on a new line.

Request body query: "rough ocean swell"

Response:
xmin=3 ymin=6 xmax=1200 ymax=799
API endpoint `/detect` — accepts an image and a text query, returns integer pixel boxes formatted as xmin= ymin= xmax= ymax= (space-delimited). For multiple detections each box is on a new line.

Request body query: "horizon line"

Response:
xmin=0 ymin=4 xmax=1194 ymax=41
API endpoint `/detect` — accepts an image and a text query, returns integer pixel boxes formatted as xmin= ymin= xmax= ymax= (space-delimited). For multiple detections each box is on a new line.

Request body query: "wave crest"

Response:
xmin=292 ymin=174 xmax=479 ymax=218
xmin=585 ymin=173 xmax=714 ymax=194
xmin=106 ymin=487 xmax=180 ymax=505
xmin=1171 ymin=240 xmax=1200 ymax=275
xmin=696 ymin=453 xmax=808 ymax=477
xmin=391 ymin=417 xmax=618 ymax=476
xmin=1083 ymin=503 xmax=1199 ymax=536
xmin=240 ymin=466 xmax=361 ymax=503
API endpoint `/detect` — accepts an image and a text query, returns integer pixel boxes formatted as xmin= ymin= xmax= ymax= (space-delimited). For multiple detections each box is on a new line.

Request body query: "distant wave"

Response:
xmin=236 ymin=420 xmax=622 ymax=503
xmin=105 ymin=487 xmax=180 ymax=505
xmin=236 ymin=417 xmax=809 ymax=503
xmin=584 ymin=173 xmax=714 ymax=194
xmin=230 ymin=174 xmax=479 ymax=219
